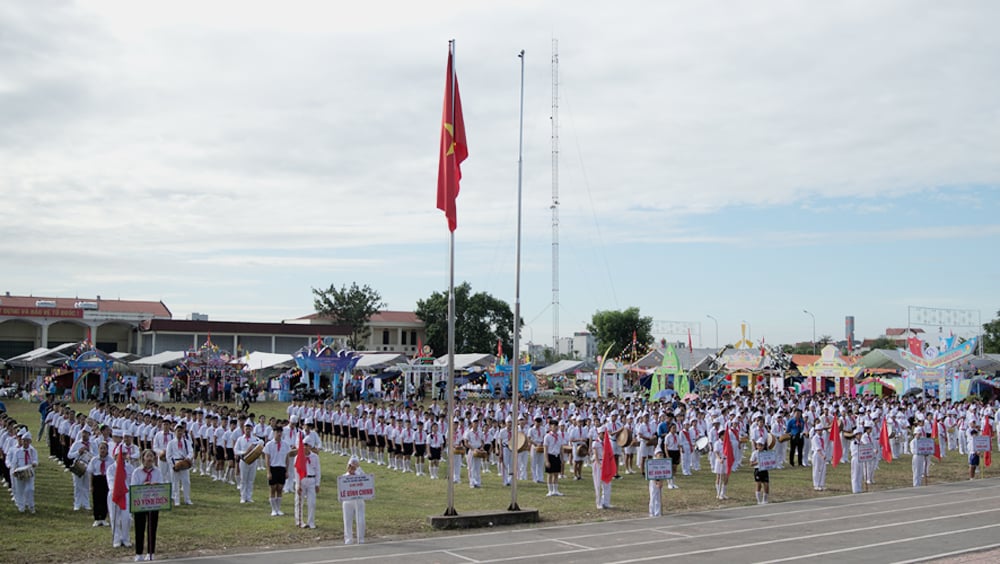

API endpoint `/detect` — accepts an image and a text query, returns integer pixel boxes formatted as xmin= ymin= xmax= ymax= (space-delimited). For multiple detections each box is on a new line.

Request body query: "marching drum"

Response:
xmin=243 ymin=443 xmax=265 ymax=464
xmin=765 ymin=433 xmax=777 ymax=450
xmin=71 ymin=451 xmax=92 ymax=477
xmin=575 ymin=443 xmax=590 ymax=458
xmin=695 ymin=436 xmax=710 ymax=454
xmin=453 ymin=446 xmax=467 ymax=455
xmin=514 ymin=431 xmax=529 ymax=453
xmin=473 ymin=449 xmax=488 ymax=459
xmin=778 ymin=433 xmax=792 ymax=443
xmin=173 ymin=459 xmax=193 ymax=472
xmin=616 ymin=427 xmax=632 ymax=448
xmin=13 ymin=465 xmax=34 ymax=480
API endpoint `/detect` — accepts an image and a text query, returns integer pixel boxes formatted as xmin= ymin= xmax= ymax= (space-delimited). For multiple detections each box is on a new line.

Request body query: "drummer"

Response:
xmin=569 ymin=416 xmax=589 ymax=481
xmin=528 ymin=416 xmax=546 ymax=484
xmin=12 ymin=430 xmax=38 ymax=513
xmin=234 ymin=421 xmax=262 ymax=503
xmin=166 ymin=423 xmax=193 ymax=506
xmin=750 ymin=438 xmax=770 ymax=504
xmin=68 ymin=426 xmax=96 ymax=512
xmin=543 ymin=418 xmax=565 ymax=496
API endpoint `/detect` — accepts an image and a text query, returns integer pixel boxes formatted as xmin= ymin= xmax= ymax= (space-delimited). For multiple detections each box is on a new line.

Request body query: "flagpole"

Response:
xmin=509 ymin=48 xmax=525 ymax=512
xmin=443 ymin=38 xmax=458 ymax=517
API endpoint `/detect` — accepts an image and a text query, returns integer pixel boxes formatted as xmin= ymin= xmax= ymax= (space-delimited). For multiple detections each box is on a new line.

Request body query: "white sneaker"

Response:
xmin=93 ymin=520 xmax=101 ymax=527
xmin=135 ymin=556 xmax=144 ymax=562
xmin=271 ymin=510 xmax=278 ymax=517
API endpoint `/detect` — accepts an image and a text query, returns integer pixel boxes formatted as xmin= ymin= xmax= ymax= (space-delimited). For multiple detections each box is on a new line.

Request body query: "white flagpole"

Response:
xmin=509 ymin=49 xmax=525 ymax=512
xmin=443 ymin=38 xmax=458 ymax=517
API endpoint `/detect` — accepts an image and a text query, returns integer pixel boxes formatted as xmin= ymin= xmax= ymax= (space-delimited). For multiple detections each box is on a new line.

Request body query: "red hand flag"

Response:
xmin=907 ymin=336 xmax=923 ymax=357
xmin=295 ymin=431 xmax=308 ymax=480
xmin=436 ymin=48 xmax=468 ymax=232
xmin=879 ymin=418 xmax=892 ymax=463
xmin=600 ymin=431 xmax=617 ymax=484
xmin=984 ymin=417 xmax=993 ymax=467
xmin=687 ymin=329 xmax=693 ymax=354
xmin=722 ymin=425 xmax=735 ymax=476
xmin=931 ymin=418 xmax=941 ymax=460
xmin=111 ymin=447 xmax=128 ymax=511
xmin=830 ymin=416 xmax=842 ymax=468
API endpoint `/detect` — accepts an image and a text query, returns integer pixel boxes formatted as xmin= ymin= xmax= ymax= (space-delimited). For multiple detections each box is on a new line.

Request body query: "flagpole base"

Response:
xmin=507 ymin=503 xmax=521 ymax=511
xmin=429 ymin=508 xmax=539 ymax=530
xmin=443 ymin=506 xmax=458 ymax=516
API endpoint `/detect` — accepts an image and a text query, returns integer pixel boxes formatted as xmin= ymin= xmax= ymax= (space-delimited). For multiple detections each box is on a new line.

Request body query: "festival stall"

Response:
xmin=173 ymin=337 xmax=243 ymax=401
xmin=899 ymin=335 xmax=979 ymax=402
xmin=720 ymin=323 xmax=765 ymax=392
xmin=293 ymin=343 xmax=361 ymax=400
xmin=649 ymin=344 xmax=686 ymax=401
xmin=796 ymin=344 xmax=863 ymax=396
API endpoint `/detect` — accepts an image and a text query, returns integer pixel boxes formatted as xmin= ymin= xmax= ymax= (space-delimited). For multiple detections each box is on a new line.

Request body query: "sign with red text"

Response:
xmin=644 ymin=458 xmax=673 ymax=480
xmin=337 ymin=473 xmax=375 ymax=502
xmin=0 ymin=306 xmax=83 ymax=318
xmin=757 ymin=449 xmax=779 ymax=471
xmin=914 ymin=438 xmax=935 ymax=457
xmin=973 ymin=435 xmax=991 ymax=453
xmin=858 ymin=444 xmax=875 ymax=463
xmin=129 ymin=483 xmax=172 ymax=513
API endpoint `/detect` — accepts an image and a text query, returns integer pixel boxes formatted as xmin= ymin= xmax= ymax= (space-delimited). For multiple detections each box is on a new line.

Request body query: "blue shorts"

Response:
xmin=969 ymin=454 xmax=980 ymax=466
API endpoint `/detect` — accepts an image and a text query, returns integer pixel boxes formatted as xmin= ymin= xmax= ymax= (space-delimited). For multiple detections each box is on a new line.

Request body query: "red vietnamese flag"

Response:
xmin=879 ymin=418 xmax=892 ymax=463
xmin=722 ymin=424 xmax=735 ymax=476
xmin=111 ymin=447 xmax=128 ymax=511
xmin=830 ymin=415 xmax=843 ymax=468
xmin=295 ymin=431 xmax=308 ymax=480
xmin=984 ymin=417 xmax=993 ymax=467
xmin=907 ymin=336 xmax=923 ymax=357
xmin=687 ymin=329 xmax=693 ymax=354
xmin=600 ymin=431 xmax=617 ymax=484
xmin=436 ymin=47 xmax=468 ymax=232
xmin=931 ymin=418 xmax=941 ymax=460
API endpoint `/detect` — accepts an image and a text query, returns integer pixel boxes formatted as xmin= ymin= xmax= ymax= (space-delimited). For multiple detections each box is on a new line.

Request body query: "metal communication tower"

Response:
xmin=551 ymin=39 xmax=560 ymax=350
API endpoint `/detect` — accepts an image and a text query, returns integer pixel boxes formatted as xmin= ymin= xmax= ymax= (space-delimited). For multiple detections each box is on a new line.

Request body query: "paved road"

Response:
xmin=169 ymin=479 xmax=1000 ymax=564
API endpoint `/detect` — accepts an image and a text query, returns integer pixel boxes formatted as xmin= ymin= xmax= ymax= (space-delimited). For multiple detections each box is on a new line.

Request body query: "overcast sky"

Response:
xmin=2 ymin=1 xmax=998 ymax=350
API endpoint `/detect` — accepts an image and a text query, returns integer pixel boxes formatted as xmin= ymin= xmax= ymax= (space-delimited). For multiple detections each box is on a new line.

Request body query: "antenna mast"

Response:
xmin=551 ymin=38 xmax=560 ymax=352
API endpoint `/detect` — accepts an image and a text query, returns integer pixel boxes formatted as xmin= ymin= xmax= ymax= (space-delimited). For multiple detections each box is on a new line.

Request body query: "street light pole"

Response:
xmin=803 ymin=309 xmax=816 ymax=354
xmin=706 ymin=314 xmax=719 ymax=349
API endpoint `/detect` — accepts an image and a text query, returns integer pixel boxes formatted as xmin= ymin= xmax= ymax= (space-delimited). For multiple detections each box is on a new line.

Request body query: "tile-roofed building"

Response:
xmin=287 ymin=310 xmax=426 ymax=355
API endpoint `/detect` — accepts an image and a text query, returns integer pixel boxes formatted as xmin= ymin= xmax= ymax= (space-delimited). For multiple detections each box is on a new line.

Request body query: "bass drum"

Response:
xmin=616 ymin=427 xmax=633 ymax=448
xmin=575 ymin=443 xmax=590 ymax=458
xmin=514 ymin=431 xmax=529 ymax=453
xmin=695 ymin=436 xmax=710 ymax=455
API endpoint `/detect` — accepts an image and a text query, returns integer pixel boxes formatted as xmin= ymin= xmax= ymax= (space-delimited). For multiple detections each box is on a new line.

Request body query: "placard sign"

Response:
xmin=914 ymin=438 xmax=935 ymax=457
xmin=757 ymin=449 xmax=779 ymax=471
xmin=973 ymin=435 xmax=991 ymax=453
xmin=130 ymin=483 xmax=172 ymax=513
xmin=338 ymin=473 xmax=375 ymax=502
xmin=645 ymin=458 xmax=673 ymax=480
xmin=858 ymin=444 xmax=875 ymax=463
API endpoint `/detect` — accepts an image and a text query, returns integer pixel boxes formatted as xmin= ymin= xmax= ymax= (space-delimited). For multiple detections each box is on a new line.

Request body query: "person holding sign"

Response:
xmin=342 ymin=456 xmax=366 ymax=544
xmin=967 ymin=425 xmax=981 ymax=480
xmin=910 ymin=427 xmax=930 ymax=487
xmin=749 ymin=439 xmax=770 ymax=504
xmin=131 ymin=449 xmax=163 ymax=562
xmin=647 ymin=449 xmax=665 ymax=516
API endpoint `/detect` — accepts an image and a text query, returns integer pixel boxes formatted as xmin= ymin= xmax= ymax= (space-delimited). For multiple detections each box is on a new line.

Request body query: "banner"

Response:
xmin=644 ymin=458 xmax=673 ymax=480
xmin=130 ymin=483 xmax=172 ymax=513
xmin=914 ymin=438 xmax=935 ymax=457
xmin=338 ymin=473 xmax=375 ymax=502
xmin=757 ymin=449 xmax=779 ymax=471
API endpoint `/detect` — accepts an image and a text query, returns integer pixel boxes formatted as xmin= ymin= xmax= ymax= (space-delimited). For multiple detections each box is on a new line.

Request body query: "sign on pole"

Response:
xmin=338 ymin=473 xmax=375 ymax=502
xmin=757 ymin=449 xmax=779 ymax=471
xmin=974 ymin=435 xmax=991 ymax=453
xmin=858 ymin=444 xmax=875 ymax=463
xmin=130 ymin=483 xmax=172 ymax=513
xmin=644 ymin=458 xmax=673 ymax=480
xmin=914 ymin=438 xmax=935 ymax=457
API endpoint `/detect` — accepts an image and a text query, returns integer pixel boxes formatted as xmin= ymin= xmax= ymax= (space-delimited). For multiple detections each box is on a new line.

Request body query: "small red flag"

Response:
xmin=984 ymin=417 xmax=993 ymax=467
xmin=907 ymin=336 xmax=923 ymax=357
xmin=831 ymin=416 xmax=842 ymax=468
xmin=687 ymin=329 xmax=693 ymax=354
xmin=879 ymin=418 xmax=893 ymax=463
xmin=111 ymin=447 xmax=128 ymax=511
xmin=722 ymin=424 xmax=735 ymax=476
xmin=295 ymin=431 xmax=308 ymax=480
xmin=931 ymin=418 xmax=941 ymax=460
xmin=600 ymin=431 xmax=617 ymax=484
xmin=436 ymin=48 xmax=468 ymax=232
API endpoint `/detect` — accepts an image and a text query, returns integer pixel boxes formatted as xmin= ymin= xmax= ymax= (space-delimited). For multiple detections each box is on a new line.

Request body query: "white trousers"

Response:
xmin=850 ymin=457 xmax=863 ymax=493
xmin=912 ymin=455 xmax=927 ymax=486
xmin=73 ymin=471 xmax=91 ymax=509
xmin=465 ymin=453 xmax=481 ymax=486
xmin=592 ymin=464 xmax=611 ymax=508
xmin=172 ymin=468 xmax=191 ymax=504
xmin=295 ymin=477 xmax=317 ymax=527
xmin=108 ymin=494 xmax=132 ymax=545
xmin=648 ymin=481 xmax=662 ymax=516
xmin=13 ymin=475 xmax=34 ymax=511
xmin=239 ymin=460 xmax=256 ymax=502
xmin=517 ymin=451 xmax=529 ymax=480
xmin=812 ymin=453 xmax=826 ymax=488
xmin=531 ymin=451 xmax=545 ymax=482
xmin=342 ymin=500 xmax=366 ymax=543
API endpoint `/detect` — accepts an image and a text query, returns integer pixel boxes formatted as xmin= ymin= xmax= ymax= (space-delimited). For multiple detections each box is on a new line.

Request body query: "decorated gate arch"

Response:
xmin=293 ymin=345 xmax=360 ymax=400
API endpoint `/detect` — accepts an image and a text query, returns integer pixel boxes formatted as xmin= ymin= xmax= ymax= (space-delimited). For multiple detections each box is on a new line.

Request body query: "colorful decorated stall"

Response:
xmin=485 ymin=358 xmax=538 ymax=399
xmin=899 ymin=335 xmax=978 ymax=402
xmin=797 ymin=344 xmax=863 ymax=396
xmin=720 ymin=323 xmax=765 ymax=392
xmin=177 ymin=337 xmax=242 ymax=400
xmin=293 ymin=344 xmax=361 ymax=400
xmin=68 ymin=348 xmax=118 ymax=401
xmin=649 ymin=344 xmax=687 ymax=401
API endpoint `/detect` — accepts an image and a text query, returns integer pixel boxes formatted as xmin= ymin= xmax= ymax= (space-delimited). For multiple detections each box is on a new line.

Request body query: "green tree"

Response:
xmin=586 ymin=307 xmax=653 ymax=361
xmin=415 ymin=282 xmax=517 ymax=357
xmin=984 ymin=310 xmax=1000 ymax=354
xmin=312 ymin=282 xmax=386 ymax=350
xmin=867 ymin=336 xmax=896 ymax=350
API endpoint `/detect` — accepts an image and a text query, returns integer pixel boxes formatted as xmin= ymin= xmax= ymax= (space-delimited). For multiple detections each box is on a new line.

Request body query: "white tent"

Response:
xmin=132 ymin=351 xmax=187 ymax=367
xmin=356 ymin=353 xmax=408 ymax=371
xmin=236 ymin=351 xmax=295 ymax=371
xmin=434 ymin=353 xmax=494 ymax=370
xmin=536 ymin=359 xmax=587 ymax=376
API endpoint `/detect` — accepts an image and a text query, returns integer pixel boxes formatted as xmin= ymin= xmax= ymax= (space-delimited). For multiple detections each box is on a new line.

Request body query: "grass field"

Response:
xmin=0 ymin=399 xmax=986 ymax=563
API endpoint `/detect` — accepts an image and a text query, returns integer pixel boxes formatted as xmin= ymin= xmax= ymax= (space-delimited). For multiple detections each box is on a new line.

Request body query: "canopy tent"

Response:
xmin=858 ymin=349 xmax=917 ymax=372
xmin=131 ymin=350 xmax=187 ymax=367
xmin=355 ymin=353 xmax=408 ymax=371
xmin=236 ymin=351 xmax=295 ymax=371
xmin=434 ymin=353 xmax=495 ymax=370
xmin=535 ymin=359 xmax=587 ymax=377
xmin=6 ymin=343 xmax=77 ymax=368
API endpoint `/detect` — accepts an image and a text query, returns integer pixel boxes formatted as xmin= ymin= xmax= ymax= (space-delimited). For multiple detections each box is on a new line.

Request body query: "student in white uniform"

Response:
xmin=294 ymin=448 xmax=321 ymax=529
xmin=342 ymin=457 xmax=366 ymax=545
xmin=166 ymin=424 xmax=193 ymax=506
xmin=234 ymin=422 xmax=262 ymax=503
